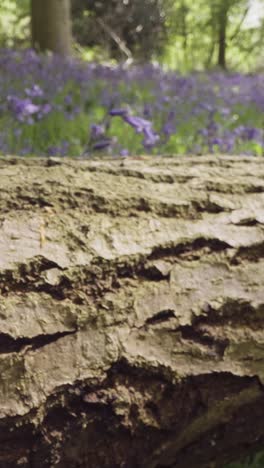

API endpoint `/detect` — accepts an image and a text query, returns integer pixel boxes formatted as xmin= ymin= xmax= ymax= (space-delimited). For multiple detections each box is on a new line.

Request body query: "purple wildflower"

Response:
xmin=142 ymin=127 xmax=160 ymax=148
xmin=109 ymin=108 xmax=128 ymax=117
xmin=109 ymin=106 xmax=159 ymax=149
xmin=90 ymin=124 xmax=105 ymax=139
xmin=123 ymin=115 xmax=152 ymax=133
xmin=7 ymin=96 xmax=40 ymax=122
xmin=40 ymin=103 xmax=52 ymax=115
xmin=1 ymin=49 xmax=263 ymax=157
xmin=211 ymin=138 xmax=222 ymax=146
xmin=120 ymin=148 xmax=129 ymax=157
xmin=64 ymin=95 xmax=73 ymax=106
xmin=92 ymin=139 xmax=113 ymax=151
xmin=25 ymin=84 xmax=43 ymax=98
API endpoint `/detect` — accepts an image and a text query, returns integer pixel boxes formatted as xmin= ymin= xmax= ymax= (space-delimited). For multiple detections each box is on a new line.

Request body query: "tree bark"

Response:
xmin=0 ymin=156 xmax=264 ymax=468
xmin=31 ymin=0 xmax=72 ymax=56
xmin=217 ymin=1 xmax=228 ymax=69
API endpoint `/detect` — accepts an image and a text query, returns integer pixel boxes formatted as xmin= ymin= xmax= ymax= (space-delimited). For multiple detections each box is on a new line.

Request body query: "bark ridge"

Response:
xmin=0 ymin=156 xmax=264 ymax=468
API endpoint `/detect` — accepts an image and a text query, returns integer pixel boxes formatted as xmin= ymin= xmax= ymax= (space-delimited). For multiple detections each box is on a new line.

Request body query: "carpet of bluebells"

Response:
xmin=1 ymin=48 xmax=263 ymax=157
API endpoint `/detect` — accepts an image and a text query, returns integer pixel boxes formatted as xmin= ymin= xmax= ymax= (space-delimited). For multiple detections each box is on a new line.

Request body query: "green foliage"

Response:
xmin=0 ymin=0 xmax=263 ymax=71
xmin=8 ymin=112 xmax=89 ymax=156
xmin=0 ymin=0 xmax=30 ymax=47
xmin=163 ymin=0 xmax=264 ymax=72
xmin=71 ymin=0 xmax=175 ymax=61
xmin=226 ymin=450 xmax=264 ymax=468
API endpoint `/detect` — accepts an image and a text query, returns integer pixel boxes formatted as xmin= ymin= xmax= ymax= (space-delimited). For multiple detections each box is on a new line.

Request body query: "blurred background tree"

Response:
xmin=31 ymin=0 xmax=72 ymax=56
xmin=71 ymin=0 xmax=175 ymax=62
xmin=0 ymin=0 xmax=263 ymax=70
xmin=164 ymin=0 xmax=264 ymax=70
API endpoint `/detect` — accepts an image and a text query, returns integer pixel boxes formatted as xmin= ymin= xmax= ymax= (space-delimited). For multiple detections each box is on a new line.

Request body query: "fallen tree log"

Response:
xmin=0 ymin=156 xmax=264 ymax=468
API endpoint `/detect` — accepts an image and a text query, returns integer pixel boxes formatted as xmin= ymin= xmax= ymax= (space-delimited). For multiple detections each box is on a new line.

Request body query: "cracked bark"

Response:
xmin=0 ymin=156 xmax=264 ymax=468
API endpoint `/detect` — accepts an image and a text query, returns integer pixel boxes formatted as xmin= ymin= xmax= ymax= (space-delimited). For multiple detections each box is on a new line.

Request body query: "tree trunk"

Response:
xmin=0 ymin=156 xmax=264 ymax=468
xmin=31 ymin=0 xmax=72 ymax=56
xmin=217 ymin=3 xmax=228 ymax=69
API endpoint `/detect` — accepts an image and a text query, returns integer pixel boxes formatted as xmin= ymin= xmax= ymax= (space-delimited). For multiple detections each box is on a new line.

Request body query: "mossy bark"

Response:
xmin=0 ymin=156 xmax=264 ymax=468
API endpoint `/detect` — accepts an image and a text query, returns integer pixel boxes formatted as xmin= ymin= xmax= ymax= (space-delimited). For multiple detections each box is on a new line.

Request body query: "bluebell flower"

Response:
xmin=7 ymin=96 xmax=40 ymax=122
xmin=109 ymin=106 xmax=159 ymax=149
xmin=90 ymin=124 xmax=105 ymax=139
xmin=142 ymin=127 xmax=160 ymax=148
xmin=123 ymin=115 xmax=152 ymax=133
xmin=92 ymin=139 xmax=113 ymax=151
xmin=211 ymin=137 xmax=222 ymax=146
xmin=120 ymin=148 xmax=129 ymax=157
xmin=109 ymin=108 xmax=128 ymax=117
xmin=25 ymin=84 xmax=43 ymax=98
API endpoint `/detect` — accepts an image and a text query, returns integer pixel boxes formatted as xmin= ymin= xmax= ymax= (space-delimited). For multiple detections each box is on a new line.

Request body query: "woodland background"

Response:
xmin=0 ymin=0 xmax=263 ymax=158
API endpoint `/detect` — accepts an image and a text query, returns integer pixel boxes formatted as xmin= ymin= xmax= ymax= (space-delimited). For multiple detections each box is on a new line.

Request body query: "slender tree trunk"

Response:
xmin=31 ymin=0 xmax=72 ymax=56
xmin=217 ymin=3 xmax=228 ymax=69
xmin=0 ymin=157 xmax=264 ymax=468
xmin=206 ymin=38 xmax=216 ymax=68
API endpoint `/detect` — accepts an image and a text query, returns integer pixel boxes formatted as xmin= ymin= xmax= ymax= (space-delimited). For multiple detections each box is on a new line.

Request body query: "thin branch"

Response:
xmin=205 ymin=39 xmax=216 ymax=68
xmin=229 ymin=7 xmax=249 ymax=42
xmin=96 ymin=18 xmax=133 ymax=64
